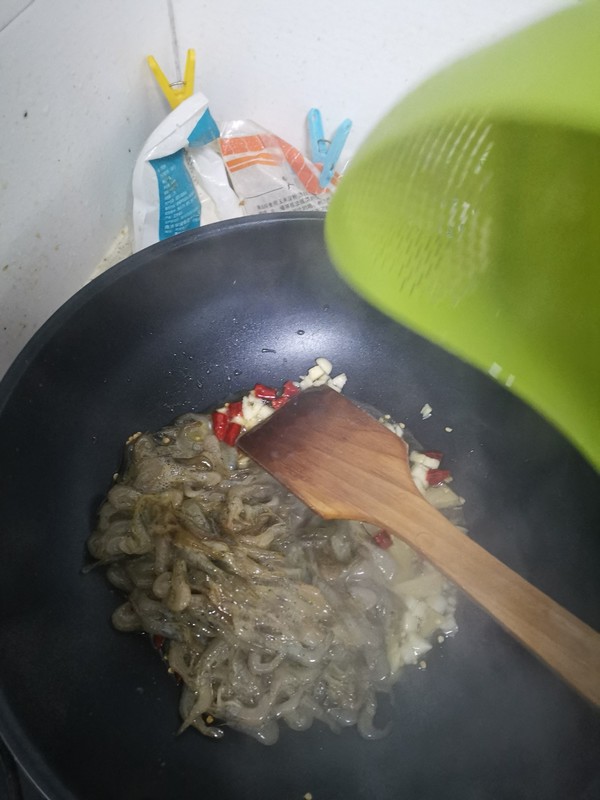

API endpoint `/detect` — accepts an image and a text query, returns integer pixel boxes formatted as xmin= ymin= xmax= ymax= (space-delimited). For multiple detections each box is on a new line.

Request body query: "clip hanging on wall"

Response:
xmin=147 ymin=48 xmax=196 ymax=109
xmin=307 ymin=108 xmax=352 ymax=188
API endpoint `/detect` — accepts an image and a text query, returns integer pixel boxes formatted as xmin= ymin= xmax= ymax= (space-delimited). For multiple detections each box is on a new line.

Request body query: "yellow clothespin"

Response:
xmin=147 ymin=49 xmax=196 ymax=109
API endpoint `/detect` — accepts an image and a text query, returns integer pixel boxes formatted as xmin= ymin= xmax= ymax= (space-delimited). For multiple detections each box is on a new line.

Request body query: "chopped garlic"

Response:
xmin=295 ymin=358 xmax=340 ymax=389
xmin=315 ymin=357 xmax=333 ymax=374
xmin=383 ymin=420 xmax=405 ymax=438
xmin=242 ymin=393 xmax=263 ymax=420
xmin=255 ymin=404 xmax=274 ymax=422
xmin=420 ymin=403 xmax=432 ymax=420
xmin=410 ymin=451 xmax=440 ymax=469
xmin=328 ymin=372 xmax=347 ymax=391
xmin=410 ymin=463 xmax=429 ymax=493
xmin=311 ymin=372 xmax=330 ymax=387
xmin=307 ymin=365 xmax=325 ymax=382
xmin=425 ymin=484 xmax=465 ymax=509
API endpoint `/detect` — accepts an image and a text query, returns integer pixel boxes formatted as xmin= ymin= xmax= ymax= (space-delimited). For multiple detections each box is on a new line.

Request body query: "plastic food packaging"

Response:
xmin=132 ymin=93 xmax=243 ymax=252
xmin=133 ymin=93 xmax=342 ymax=252
xmin=219 ymin=119 xmax=338 ymax=216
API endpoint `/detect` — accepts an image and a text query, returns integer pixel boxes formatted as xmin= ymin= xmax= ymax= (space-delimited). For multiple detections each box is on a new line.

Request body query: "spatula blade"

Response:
xmin=239 ymin=389 xmax=600 ymax=707
xmin=238 ymin=387 xmax=417 ymax=523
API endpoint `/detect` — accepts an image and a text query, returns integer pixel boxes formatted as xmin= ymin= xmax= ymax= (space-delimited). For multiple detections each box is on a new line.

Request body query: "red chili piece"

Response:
xmin=426 ymin=468 xmax=452 ymax=486
xmin=423 ymin=451 xmax=443 ymax=462
xmin=373 ymin=529 xmax=393 ymax=549
xmin=281 ymin=380 xmax=300 ymax=397
xmin=223 ymin=422 xmax=242 ymax=447
xmin=212 ymin=411 xmax=228 ymax=441
xmin=254 ymin=383 xmax=278 ymax=400
xmin=152 ymin=634 xmax=165 ymax=650
xmin=227 ymin=400 xmax=243 ymax=418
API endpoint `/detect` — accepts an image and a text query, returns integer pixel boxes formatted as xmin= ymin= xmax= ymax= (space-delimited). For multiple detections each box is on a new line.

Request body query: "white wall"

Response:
xmin=0 ymin=0 xmax=573 ymax=378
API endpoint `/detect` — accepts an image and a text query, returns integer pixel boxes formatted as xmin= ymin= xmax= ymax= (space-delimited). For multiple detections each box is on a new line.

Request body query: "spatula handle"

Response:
xmin=377 ymin=495 xmax=600 ymax=707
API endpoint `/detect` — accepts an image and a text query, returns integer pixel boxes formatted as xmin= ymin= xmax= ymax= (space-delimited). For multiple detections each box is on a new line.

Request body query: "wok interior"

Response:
xmin=0 ymin=214 xmax=598 ymax=800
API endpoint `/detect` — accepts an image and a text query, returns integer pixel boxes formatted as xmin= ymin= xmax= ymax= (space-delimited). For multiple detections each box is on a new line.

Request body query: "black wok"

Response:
xmin=0 ymin=213 xmax=598 ymax=800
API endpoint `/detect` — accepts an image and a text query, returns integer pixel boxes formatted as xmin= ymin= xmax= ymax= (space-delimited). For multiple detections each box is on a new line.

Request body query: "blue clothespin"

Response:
xmin=307 ymin=108 xmax=352 ymax=188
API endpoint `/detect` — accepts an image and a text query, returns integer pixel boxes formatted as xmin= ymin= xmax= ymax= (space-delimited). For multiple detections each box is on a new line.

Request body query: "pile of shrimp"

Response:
xmin=88 ymin=410 xmax=459 ymax=745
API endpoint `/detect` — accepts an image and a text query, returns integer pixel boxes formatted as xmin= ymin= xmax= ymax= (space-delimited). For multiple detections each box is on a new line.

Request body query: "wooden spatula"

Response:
xmin=239 ymin=386 xmax=600 ymax=706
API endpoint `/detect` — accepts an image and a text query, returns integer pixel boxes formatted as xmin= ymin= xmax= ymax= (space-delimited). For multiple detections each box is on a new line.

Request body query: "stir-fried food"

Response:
xmin=88 ymin=363 xmax=463 ymax=744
